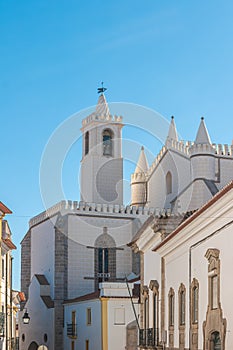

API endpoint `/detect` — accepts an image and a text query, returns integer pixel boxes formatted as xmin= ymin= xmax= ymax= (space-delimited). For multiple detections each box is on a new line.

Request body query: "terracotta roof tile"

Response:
xmin=0 ymin=202 xmax=12 ymax=214
xmin=2 ymin=238 xmax=16 ymax=250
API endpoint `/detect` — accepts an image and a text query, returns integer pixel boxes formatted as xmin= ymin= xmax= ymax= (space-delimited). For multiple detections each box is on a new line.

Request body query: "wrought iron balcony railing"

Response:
xmin=139 ymin=328 xmax=159 ymax=347
xmin=67 ymin=323 xmax=77 ymax=337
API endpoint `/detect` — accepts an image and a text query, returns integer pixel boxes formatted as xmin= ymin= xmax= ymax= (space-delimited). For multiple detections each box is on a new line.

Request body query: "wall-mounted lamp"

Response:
xmin=22 ymin=309 xmax=30 ymax=324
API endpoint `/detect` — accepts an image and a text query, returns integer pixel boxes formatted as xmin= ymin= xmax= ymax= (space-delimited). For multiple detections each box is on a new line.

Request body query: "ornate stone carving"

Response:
xmin=203 ymin=248 xmax=226 ymax=350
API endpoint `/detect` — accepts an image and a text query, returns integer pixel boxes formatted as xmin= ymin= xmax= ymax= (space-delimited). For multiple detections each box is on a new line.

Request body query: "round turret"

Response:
xmin=131 ymin=146 xmax=148 ymax=207
xmin=190 ymin=118 xmax=216 ymax=181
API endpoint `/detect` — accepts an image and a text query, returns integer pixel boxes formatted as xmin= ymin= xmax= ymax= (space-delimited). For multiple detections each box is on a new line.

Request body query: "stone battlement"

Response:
xmin=131 ymin=172 xmax=146 ymax=182
xmin=212 ymin=143 xmax=233 ymax=157
xmin=82 ymin=113 xmax=123 ymax=128
xmin=29 ymin=200 xmax=184 ymax=228
xmin=143 ymin=140 xmax=233 ymax=179
xmin=166 ymin=139 xmax=191 ymax=155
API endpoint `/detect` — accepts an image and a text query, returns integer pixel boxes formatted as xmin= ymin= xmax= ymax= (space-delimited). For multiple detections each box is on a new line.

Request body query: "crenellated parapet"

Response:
xmin=166 ymin=139 xmax=191 ymax=155
xmin=189 ymin=142 xmax=216 ymax=156
xmin=146 ymin=141 xmax=190 ymax=177
xmin=131 ymin=172 xmax=147 ymax=182
xmin=189 ymin=142 xmax=233 ymax=157
xmin=212 ymin=143 xmax=233 ymax=157
xmin=29 ymin=200 xmax=184 ymax=228
xmin=82 ymin=113 xmax=123 ymax=128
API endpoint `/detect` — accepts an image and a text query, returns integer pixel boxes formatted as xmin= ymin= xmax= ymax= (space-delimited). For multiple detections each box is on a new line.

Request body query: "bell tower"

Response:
xmin=80 ymin=89 xmax=124 ymax=205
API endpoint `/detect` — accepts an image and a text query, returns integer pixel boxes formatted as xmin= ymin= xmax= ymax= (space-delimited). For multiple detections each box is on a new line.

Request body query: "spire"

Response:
xmin=95 ymin=82 xmax=110 ymax=116
xmin=195 ymin=117 xmax=211 ymax=144
xmin=135 ymin=146 xmax=149 ymax=174
xmin=167 ymin=116 xmax=178 ymax=141
xmin=95 ymin=93 xmax=110 ymax=117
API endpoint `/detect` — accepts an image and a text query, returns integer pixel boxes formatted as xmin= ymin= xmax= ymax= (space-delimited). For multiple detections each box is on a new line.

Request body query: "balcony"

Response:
xmin=67 ymin=323 xmax=77 ymax=337
xmin=139 ymin=328 xmax=159 ymax=347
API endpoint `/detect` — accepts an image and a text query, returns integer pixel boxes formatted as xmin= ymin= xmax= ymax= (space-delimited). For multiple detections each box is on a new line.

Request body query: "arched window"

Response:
xmin=28 ymin=342 xmax=39 ymax=350
xmin=98 ymin=247 xmax=109 ymax=277
xmin=191 ymin=279 xmax=199 ymax=350
xmin=94 ymin=227 xmax=116 ymax=290
xmin=149 ymin=279 xmax=159 ymax=346
xmin=166 ymin=171 xmax=172 ymax=194
xmin=168 ymin=288 xmax=175 ymax=327
xmin=103 ymin=129 xmax=113 ymax=156
xmin=142 ymin=286 xmax=149 ymax=331
xmin=192 ymin=285 xmax=198 ymax=323
xmin=179 ymin=284 xmax=186 ymax=326
xmin=85 ymin=131 xmax=89 ymax=155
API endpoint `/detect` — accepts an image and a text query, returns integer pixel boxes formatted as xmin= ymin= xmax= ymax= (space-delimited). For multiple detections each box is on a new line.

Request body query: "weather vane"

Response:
xmin=97 ymin=82 xmax=107 ymax=94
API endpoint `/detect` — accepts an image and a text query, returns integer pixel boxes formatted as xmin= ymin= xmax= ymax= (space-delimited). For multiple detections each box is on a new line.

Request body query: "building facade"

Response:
xmin=130 ymin=181 xmax=233 ymax=350
xmin=63 ymin=282 xmax=139 ymax=350
xmin=129 ymin=115 xmax=233 ymax=349
xmin=131 ymin=116 xmax=233 ymax=212
xmin=20 ymin=92 xmax=233 ymax=350
xmin=0 ymin=202 xmax=18 ymax=350
xmin=20 ymin=94 xmax=152 ymax=350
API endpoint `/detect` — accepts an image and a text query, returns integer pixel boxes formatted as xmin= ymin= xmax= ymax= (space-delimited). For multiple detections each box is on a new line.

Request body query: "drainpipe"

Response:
xmin=125 ymin=276 xmax=140 ymax=329
xmin=188 ymin=218 xmax=233 ymax=350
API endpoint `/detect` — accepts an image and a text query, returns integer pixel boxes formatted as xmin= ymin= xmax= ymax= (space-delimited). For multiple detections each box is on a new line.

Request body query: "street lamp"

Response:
xmin=22 ymin=310 xmax=30 ymax=324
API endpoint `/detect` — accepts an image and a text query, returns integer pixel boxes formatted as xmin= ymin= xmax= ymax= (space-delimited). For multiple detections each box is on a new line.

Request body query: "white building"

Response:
xmin=0 ymin=203 xmax=18 ymax=350
xmin=20 ymin=94 xmax=152 ymax=350
xmin=131 ymin=116 xmax=233 ymax=212
xmin=130 ymin=180 xmax=233 ymax=350
xmin=63 ymin=282 xmax=139 ymax=350
xmin=20 ymin=91 xmax=233 ymax=350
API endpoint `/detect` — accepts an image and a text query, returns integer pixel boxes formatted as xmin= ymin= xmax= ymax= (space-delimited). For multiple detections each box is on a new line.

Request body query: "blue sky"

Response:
xmin=1 ymin=0 xmax=233 ymax=289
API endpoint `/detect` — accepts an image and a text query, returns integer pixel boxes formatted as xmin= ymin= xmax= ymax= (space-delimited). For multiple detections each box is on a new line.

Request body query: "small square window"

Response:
xmin=114 ymin=308 xmax=125 ymax=325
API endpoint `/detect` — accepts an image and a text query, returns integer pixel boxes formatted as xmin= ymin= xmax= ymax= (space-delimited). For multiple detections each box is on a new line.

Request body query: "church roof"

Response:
xmin=167 ymin=116 xmax=178 ymax=141
xmin=63 ymin=291 xmax=100 ymax=304
xmin=95 ymin=93 xmax=110 ymax=116
xmin=195 ymin=117 xmax=211 ymax=144
xmin=135 ymin=146 xmax=149 ymax=174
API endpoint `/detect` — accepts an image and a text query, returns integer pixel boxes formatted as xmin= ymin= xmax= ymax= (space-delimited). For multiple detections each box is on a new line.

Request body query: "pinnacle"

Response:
xmin=167 ymin=116 xmax=178 ymax=141
xmin=135 ymin=146 xmax=148 ymax=174
xmin=195 ymin=117 xmax=211 ymax=144
xmin=95 ymin=93 xmax=110 ymax=117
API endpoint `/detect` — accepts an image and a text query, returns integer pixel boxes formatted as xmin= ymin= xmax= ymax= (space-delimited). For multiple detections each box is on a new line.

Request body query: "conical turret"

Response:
xmin=195 ymin=117 xmax=211 ymax=144
xmin=167 ymin=116 xmax=178 ymax=142
xmin=131 ymin=146 xmax=148 ymax=207
xmin=190 ymin=117 xmax=215 ymax=181
xmin=135 ymin=146 xmax=149 ymax=174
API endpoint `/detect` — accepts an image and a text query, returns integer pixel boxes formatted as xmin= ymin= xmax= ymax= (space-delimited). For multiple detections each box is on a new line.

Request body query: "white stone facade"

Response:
xmin=131 ymin=182 xmax=233 ymax=349
xmin=131 ymin=117 xmax=233 ymax=213
xmin=20 ymin=93 xmax=233 ymax=350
